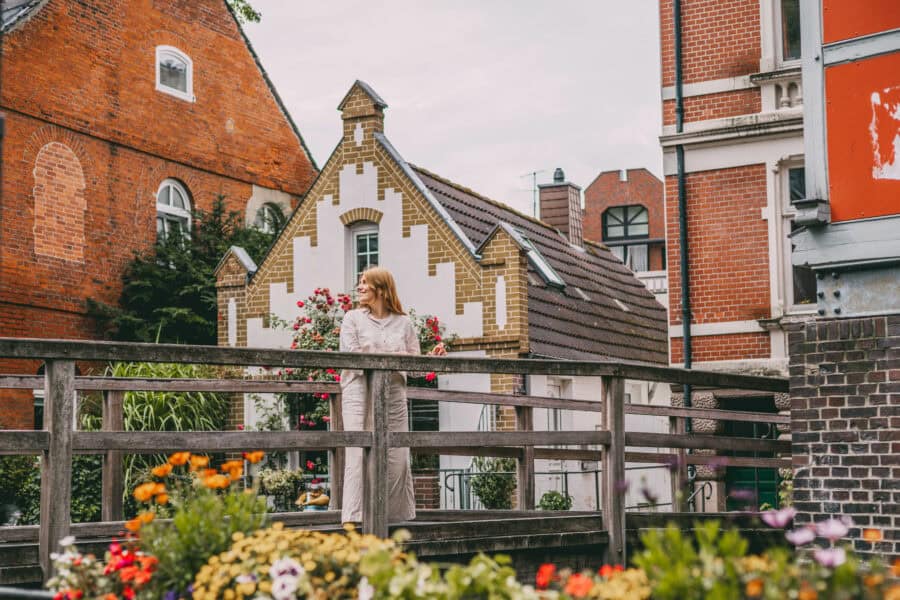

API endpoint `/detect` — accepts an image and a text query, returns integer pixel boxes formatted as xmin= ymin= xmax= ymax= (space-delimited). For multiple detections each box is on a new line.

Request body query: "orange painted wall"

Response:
xmin=823 ymin=0 xmax=900 ymax=45
xmin=825 ymin=51 xmax=900 ymax=222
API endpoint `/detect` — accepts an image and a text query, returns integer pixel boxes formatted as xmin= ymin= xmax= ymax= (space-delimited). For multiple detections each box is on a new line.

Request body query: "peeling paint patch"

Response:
xmin=870 ymin=86 xmax=900 ymax=180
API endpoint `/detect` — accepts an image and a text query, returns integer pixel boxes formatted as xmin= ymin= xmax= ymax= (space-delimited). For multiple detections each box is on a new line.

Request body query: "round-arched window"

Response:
xmin=253 ymin=202 xmax=285 ymax=234
xmin=156 ymin=179 xmax=191 ymax=241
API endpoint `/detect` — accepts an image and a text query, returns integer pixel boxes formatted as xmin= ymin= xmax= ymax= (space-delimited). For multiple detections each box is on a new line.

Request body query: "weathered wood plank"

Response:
xmin=0 ymin=432 xmax=48 ymax=454
xmin=600 ymin=376 xmax=625 ymax=565
xmin=39 ymin=360 xmax=75 ymax=579
xmin=72 ymin=431 xmax=372 ymax=452
xmin=625 ymin=432 xmax=790 ymax=453
xmin=392 ymin=430 xmax=612 ymax=448
xmin=0 ymin=339 xmax=788 ymax=393
xmin=0 ymin=375 xmax=43 ymax=389
xmin=363 ymin=371 xmax=389 ymax=538
xmin=72 ymin=377 xmax=339 ymax=394
xmin=407 ymin=387 xmax=601 ymax=412
xmin=670 ymin=416 xmax=689 ymax=512
xmin=328 ymin=394 xmax=344 ymax=511
xmin=101 ymin=391 xmax=124 ymax=522
xmin=411 ymin=446 xmax=523 ymax=459
xmin=516 ymin=406 xmax=535 ymax=510
xmin=625 ymin=404 xmax=790 ymax=424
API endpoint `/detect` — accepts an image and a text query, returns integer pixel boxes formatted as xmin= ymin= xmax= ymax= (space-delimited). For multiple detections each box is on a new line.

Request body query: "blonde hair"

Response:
xmin=360 ymin=266 xmax=405 ymax=315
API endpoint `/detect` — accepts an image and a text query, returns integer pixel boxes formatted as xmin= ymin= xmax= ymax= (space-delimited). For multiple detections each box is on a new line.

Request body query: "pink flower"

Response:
xmin=785 ymin=527 xmax=816 ymax=546
xmin=293 ymin=323 xmax=300 ymax=330
xmin=333 ymin=374 xmax=341 ymax=382
xmin=425 ymin=372 xmax=436 ymax=382
xmin=761 ymin=507 xmax=796 ymax=528
xmin=816 ymin=517 xmax=851 ymax=541
xmin=306 ymin=460 xmax=315 ymax=471
xmin=322 ymin=416 xmax=331 ymax=423
xmin=296 ymin=300 xmax=305 ymax=308
xmin=433 ymin=335 xmax=442 ymax=342
xmin=813 ymin=547 xmax=846 ymax=568
xmin=236 ymin=424 xmax=245 ymax=431
xmin=290 ymin=342 xmax=297 ymax=349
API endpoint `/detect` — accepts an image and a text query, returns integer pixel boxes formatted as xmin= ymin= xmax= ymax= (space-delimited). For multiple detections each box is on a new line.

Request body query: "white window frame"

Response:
xmin=345 ymin=221 xmax=379 ymax=290
xmin=778 ymin=159 xmax=817 ymax=313
xmin=155 ymin=45 xmax=194 ymax=102
xmin=156 ymin=179 xmax=192 ymax=241
xmin=761 ymin=0 xmax=802 ymax=71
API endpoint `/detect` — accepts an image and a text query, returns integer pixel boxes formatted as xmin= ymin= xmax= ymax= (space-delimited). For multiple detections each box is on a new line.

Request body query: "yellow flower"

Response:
xmin=168 ymin=451 xmax=191 ymax=466
xmin=151 ymin=463 xmax=173 ymax=477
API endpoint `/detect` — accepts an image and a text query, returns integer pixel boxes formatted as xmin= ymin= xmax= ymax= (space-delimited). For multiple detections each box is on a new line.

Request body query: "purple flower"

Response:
xmin=785 ymin=526 xmax=816 ymax=546
xmin=816 ymin=516 xmax=851 ymax=542
xmin=614 ymin=479 xmax=630 ymax=494
xmin=640 ymin=484 xmax=659 ymax=505
xmin=663 ymin=454 xmax=682 ymax=472
xmin=761 ymin=507 xmax=797 ymax=528
xmin=813 ymin=547 xmax=846 ymax=568
xmin=163 ymin=592 xmax=177 ymax=600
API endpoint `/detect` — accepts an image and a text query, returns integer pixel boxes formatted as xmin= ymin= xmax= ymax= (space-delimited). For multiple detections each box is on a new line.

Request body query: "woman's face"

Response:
xmin=357 ymin=274 xmax=377 ymax=307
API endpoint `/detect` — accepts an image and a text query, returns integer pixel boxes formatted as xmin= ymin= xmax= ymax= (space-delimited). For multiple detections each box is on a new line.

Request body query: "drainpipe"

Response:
xmin=674 ymin=0 xmax=693 ymax=433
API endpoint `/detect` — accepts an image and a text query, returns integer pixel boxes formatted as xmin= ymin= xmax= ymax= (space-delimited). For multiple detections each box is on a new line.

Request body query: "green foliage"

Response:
xmin=3 ymin=455 xmax=102 ymax=525
xmin=632 ymin=520 xmax=747 ymax=600
xmin=87 ymin=197 xmax=276 ymax=345
xmin=470 ymin=457 xmax=517 ymax=510
xmin=226 ymin=0 xmax=261 ymax=23
xmin=538 ymin=490 xmax=573 ymax=511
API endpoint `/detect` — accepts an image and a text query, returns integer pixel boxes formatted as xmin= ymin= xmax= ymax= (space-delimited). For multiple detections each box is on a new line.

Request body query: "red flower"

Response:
xmin=306 ymin=460 xmax=316 ymax=471
xmin=536 ymin=564 xmax=556 ymax=589
xmin=599 ymin=564 xmax=613 ymax=578
xmin=296 ymin=300 xmax=305 ymax=308
xmin=293 ymin=323 xmax=300 ymax=330
xmin=236 ymin=424 xmax=244 ymax=431
xmin=322 ymin=416 xmax=331 ymax=423
xmin=425 ymin=372 xmax=437 ymax=383
xmin=122 ymin=587 xmax=135 ymax=600
xmin=564 ymin=573 xmax=593 ymax=597
xmin=433 ymin=335 xmax=442 ymax=342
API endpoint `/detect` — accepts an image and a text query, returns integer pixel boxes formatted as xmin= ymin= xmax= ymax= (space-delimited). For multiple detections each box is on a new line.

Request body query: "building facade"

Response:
xmin=659 ymin=0 xmax=808 ymax=509
xmin=0 ymin=0 xmax=317 ymax=429
xmin=217 ymin=81 xmax=672 ymax=511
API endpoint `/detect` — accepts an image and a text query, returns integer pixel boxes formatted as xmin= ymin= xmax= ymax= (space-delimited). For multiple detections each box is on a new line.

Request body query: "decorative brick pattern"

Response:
xmin=788 ymin=315 xmax=900 ymax=556
xmin=339 ymin=207 xmax=383 ymax=226
xmin=32 ymin=142 xmax=87 ymax=262
xmin=413 ymin=470 xmax=441 ymax=509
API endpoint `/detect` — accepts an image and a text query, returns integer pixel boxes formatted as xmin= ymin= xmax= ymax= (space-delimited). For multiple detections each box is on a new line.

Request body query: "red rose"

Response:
xmin=297 ymin=300 xmax=305 ymax=308
xmin=536 ymin=564 xmax=556 ymax=589
xmin=433 ymin=335 xmax=442 ymax=342
xmin=425 ymin=372 xmax=436 ymax=382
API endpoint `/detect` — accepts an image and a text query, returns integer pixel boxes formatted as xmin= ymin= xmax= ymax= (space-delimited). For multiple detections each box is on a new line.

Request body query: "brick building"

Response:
xmin=659 ymin=0 xmax=809 ymax=508
xmin=0 ymin=0 xmax=317 ymax=429
xmin=217 ymin=81 xmax=672 ymax=511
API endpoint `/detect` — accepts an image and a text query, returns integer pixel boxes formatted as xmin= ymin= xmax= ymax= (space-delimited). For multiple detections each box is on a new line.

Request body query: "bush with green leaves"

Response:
xmin=87 ymin=197 xmax=276 ymax=345
xmin=538 ymin=490 xmax=573 ymax=511
xmin=470 ymin=457 xmax=517 ymax=509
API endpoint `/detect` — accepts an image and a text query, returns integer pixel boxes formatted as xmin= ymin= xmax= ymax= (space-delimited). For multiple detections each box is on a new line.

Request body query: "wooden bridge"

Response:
xmin=0 ymin=338 xmax=789 ymax=585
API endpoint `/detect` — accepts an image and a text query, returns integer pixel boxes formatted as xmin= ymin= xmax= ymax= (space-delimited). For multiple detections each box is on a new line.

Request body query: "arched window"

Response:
xmin=346 ymin=221 xmax=379 ymax=289
xmin=253 ymin=202 xmax=285 ymax=234
xmin=155 ymin=45 xmax=194 ymax=102
xmin=156 ymin=179 xmax=191 ymax=241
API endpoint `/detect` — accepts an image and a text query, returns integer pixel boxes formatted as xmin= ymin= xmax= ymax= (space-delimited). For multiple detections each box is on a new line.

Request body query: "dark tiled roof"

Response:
xmin=412 ymin=165 xmax=669 ymax=365
xmin=1 ymin=0 xmax=47 ymax=32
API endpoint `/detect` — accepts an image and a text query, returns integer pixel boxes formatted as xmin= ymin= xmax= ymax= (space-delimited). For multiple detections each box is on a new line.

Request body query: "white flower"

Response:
xmin=58 ymin=535 xmax=75 ymax=547
xmin=761 ymin=507 xmax=796 ymax=528
xmin=271 ymin=575 xmax=298 ymax=600
xmin=816 ymin=516 xmax=852 ymax=541
xmin=785 ymin=526 xmax=816 ymax=546
xmin=269 ymin=556 xmax=304 ymax=580
xmin=813 ymin=547 xmax=847 ymax=568
xmin=358 ymin=576 xmax=375 ymax=600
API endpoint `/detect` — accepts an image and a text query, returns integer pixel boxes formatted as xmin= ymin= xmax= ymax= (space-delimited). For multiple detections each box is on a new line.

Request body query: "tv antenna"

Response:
xmin=519 ymin=170 xmax=547 ymax=218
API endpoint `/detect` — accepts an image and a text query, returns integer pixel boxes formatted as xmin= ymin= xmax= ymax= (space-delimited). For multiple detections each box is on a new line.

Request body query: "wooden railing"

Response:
xmin=0 ymin=338 xmax=789 ymax=578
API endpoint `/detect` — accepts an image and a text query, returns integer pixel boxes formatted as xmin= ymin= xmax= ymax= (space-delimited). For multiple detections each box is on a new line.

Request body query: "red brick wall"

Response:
xmin=659 ymin=0 xmax=762 ymax=88
xmin=663 ymin=89 xmax=762 ymax=126
xmin=414 ymin=470 xmax=441 ymax=509
xmin=583 ymin=169 xmax=665 ymax=270
xmin=0 ymin=0 xmax=318 ymax=428
xmin=788 ymin=315 xmax=900 ymax=556
xmin=666 ymin=165 xmax=771 ymax=363
xmin=670 ymin=332 xmax=770 ymax=364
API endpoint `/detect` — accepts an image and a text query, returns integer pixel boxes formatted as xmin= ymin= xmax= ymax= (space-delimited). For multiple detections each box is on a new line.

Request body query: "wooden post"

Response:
xmin=515 ymin=406 xmax=535 ymax=510
xmin=362 ymin=370 xmax=389 ymax=538
xmin=101 ymin=390 xmax=125 ymax=522
xmin=39 ymin=360 xmax=75 ymax=579
xmin=328 ymin=392 xmax=344 ymax=510
xmin=600 ymin=376 xmax=625 ymax=565
xmin=670 ymin=415 xmax=688 ymax=512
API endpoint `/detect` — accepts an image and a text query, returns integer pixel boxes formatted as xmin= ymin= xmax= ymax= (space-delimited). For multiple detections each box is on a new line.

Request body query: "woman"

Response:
xmin=339 ymin=266 xmax=444 ymax=525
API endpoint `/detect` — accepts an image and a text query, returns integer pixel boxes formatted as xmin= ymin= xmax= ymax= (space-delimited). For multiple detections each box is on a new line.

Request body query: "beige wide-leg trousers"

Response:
xmin=340 ymin=372 xmax=416 ymax=524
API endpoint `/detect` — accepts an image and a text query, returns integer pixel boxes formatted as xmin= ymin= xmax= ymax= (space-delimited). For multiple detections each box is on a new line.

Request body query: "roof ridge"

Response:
xmin=409 ymin=163 xmax=552 ymax=231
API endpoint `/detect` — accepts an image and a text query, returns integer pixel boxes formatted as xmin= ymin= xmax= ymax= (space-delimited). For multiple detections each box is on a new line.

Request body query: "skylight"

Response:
xmin=517 ymin=232 xmax=565 ymax=288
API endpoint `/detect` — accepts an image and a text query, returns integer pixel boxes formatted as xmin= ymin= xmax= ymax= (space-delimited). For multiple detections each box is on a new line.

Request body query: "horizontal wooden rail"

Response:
xmin=0 ymin=431 xmax=48 ymax=453
xmin=0 ymin=338 xmax=788 ymax=392
xmin=625 ymin=404 xmax=789 ymax=425
xmin=407 ymin=387 xmax=601 ymax=412
xmin=71 ymin=431 xmax=372 ymax=452
xmin=625 ymin=432 xmax=790 ymax=453
xmin=392 ymin=430 xmax=612 ymax=448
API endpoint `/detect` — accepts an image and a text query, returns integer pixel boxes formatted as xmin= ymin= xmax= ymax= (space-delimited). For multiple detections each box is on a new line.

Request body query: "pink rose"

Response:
xmin=425 ymin=372 xmax=436 ymax=382
xmin=296 ymin=300 xmax=305 ymax=308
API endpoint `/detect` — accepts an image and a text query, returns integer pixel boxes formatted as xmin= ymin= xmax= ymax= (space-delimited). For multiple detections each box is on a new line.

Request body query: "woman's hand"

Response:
xmin=428 ymin=342 xmax=447 ymax=356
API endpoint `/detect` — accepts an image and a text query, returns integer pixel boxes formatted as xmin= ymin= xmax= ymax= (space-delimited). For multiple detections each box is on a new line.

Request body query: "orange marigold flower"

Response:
xmin=168 ymin=452 xmax=191 ymax=466
xmin=893 ymin=558 xmax=900 ymax=578
xmin=118 ymin=566 xmax=138 ymax=583
xmin=104 ymin=595 xmax=117 ymax=600
xmin=189 ymin=455 xmax=210 ymax=471
xmin=242 ymin=451 xmax=265 ymax=464
xmin=535 ymin=563 xmax=556 ymax=590
xmin=152 ymin=483 xmax=165 ymax=495
xmin=564 ymin=573 xmax=594 ymax=598
xmin=798 ymin=581 xmax=818 ymax=600
xmin=155 ymin=493 xmax=169 ymax=505
xmin=132 ymin=483 xmax=158 ymax=503
xmin=124 ymin=518 xmax=142 ymax=532
xmin=221 ymin=460 xmax=243 ymax=472
xmin=864 ymin=574 xmax=884 ymax=588
xmin=885 ymin=584 xmax=900 ymax=600
xmin=203 ymin=474 xmax=230 ymax=489
xmin=138 ymin=511 xmax=155 ymax=525
xmin=745 ymin=578 xmax=764 ymax=598
xmin=138 ymin=555 xmax=158 ymax=570
xmin=225 ymin=466 xmax=243 ymax=481
xmin=862 ymin=528 xmax=882 ymax=542
xmin=151 ymin=463 xmax=172 ymax=478
xmin=200 ymin=468 xmax=218 ymax=478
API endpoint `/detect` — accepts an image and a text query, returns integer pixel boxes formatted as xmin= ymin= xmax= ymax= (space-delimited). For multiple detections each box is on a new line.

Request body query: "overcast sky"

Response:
xmin=243 ymin=1 xmax=663 ymax=217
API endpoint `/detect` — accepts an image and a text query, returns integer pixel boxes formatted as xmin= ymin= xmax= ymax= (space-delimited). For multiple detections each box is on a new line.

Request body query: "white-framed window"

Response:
xmin=604 ymin=205 xmax=650 ymax=272
xmin=156 ymin=179 xmax=191 ymax=241
xmin=346 ymin=221 xmax=379 ymax=288
xmin=778 ymin=0 xmax=801 ymax=64
xmin=780 ymin=163 xmax=817 ymax=311
xmin=155 ymin=45 xmax=194 ymax=102
xmin=253 ymin=202 xmax=285 ymax=234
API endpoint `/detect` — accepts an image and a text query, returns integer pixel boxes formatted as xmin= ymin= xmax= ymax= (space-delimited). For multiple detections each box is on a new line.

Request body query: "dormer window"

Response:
xmin=156 ymin=46 xmax=194 ymax=102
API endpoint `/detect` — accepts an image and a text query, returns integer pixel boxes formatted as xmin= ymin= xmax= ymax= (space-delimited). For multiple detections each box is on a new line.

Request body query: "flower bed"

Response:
xmin=47 ymin=451 xmax=900 ymax=600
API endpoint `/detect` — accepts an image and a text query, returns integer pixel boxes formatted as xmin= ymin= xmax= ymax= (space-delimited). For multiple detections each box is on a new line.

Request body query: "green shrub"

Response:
xmin=538 ymin=490 xmax=573 ymax=511
xmin=470 ymin=457 xmax=517 ymax=509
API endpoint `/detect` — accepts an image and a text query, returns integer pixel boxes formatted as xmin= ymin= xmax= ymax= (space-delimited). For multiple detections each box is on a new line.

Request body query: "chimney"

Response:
xmin=538 ymin=167 xmax=583 ymax=247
